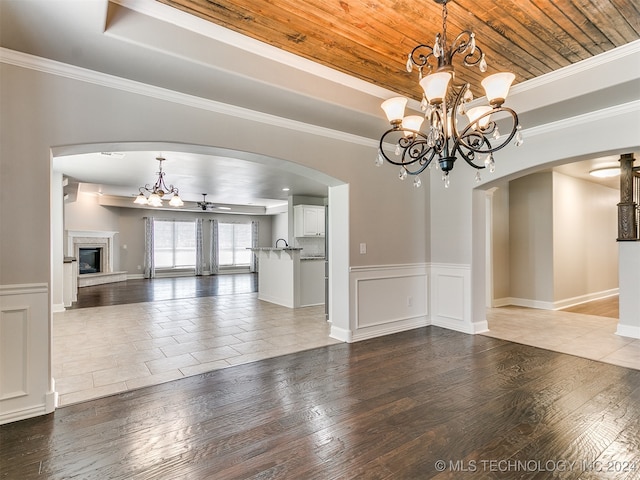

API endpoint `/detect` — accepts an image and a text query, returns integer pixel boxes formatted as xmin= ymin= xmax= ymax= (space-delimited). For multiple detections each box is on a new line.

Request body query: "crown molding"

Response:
xmin=523 ymin=100 xmax=640 ymax=138
xmin=110 ymin=0 xmax=395 ymax=100
xmin=0 ymin=47 xmax=378 ymax=149
xmin=510 ymin=39 xmax=640 ymax=96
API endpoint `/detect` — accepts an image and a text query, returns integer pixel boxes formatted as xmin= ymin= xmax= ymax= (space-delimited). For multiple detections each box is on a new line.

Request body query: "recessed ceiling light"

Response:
xmin=589 ymin=167 xmax=620 ymax=178
xmin=99 ymin=152 xmax=125 ymax=158
xmin=282 ymin=187 xmax=290 ymax=192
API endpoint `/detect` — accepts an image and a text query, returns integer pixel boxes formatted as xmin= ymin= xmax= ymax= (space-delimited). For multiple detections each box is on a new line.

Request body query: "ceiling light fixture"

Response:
xmin=197 ymin=193 xmax=215 ymax=211
xmin=377 ymin=0 xmax=523 ymax=188
xmin=133 ymin=156 xmax=184 ymax=207
xmin=589 ymin=167 xmax=621 ymax=178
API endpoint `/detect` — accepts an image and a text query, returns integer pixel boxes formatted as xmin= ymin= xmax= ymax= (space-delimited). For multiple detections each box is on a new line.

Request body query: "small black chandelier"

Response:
xmin=377 ymin=0 xmax=523 ymax=188
xmin=197 ymin=193 xmax=215 ymax=211
xmin=133 ymin=156 xmax=184 ymax=207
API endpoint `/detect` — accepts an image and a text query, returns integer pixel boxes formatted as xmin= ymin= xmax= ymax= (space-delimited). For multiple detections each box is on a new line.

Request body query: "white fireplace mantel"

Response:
xmin=66 ymin=230 xmax=118 ymax=274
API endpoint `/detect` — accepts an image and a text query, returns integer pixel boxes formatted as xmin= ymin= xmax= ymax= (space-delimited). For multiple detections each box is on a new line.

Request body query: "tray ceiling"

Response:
xmin=157 ymin=0 xmax=640 ymax=100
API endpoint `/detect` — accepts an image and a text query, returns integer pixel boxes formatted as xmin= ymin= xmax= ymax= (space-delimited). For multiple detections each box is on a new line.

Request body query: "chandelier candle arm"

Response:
xmin=376 ymin=0 xmax=522 ymax=187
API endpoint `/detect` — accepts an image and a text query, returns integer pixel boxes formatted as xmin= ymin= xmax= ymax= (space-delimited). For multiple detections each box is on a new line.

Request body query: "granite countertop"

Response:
xmin=301 ymin=256 xmax=325 ymax=260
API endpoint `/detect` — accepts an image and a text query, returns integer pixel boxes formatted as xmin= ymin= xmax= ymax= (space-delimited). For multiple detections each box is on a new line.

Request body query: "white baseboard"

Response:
xmin=553 ymin=289 xmax=619 ymax=310
xmin=52 ymin=302 xmax=66 ymax=313
xmin=616 ymin=324 xmax=640 ymax=339
xmin=495 ymin=289 xmax=619 ymax=311
xmin=501 ymin=297 xmax=556 ymax=310
xmin=350 ymin=316 xmax=430 ymax=343
xmin=0 ymin=403 xmax=50 ymax=425
xmin=432 ymin=317 xmax=489 ymax=335
xmin=330 ymin=325 xmax=351 ymax=342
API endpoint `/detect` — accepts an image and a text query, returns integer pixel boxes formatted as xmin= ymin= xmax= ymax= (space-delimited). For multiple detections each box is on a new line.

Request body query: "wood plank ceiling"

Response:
xmin=157 ymin=0 xmax=640 ymax=100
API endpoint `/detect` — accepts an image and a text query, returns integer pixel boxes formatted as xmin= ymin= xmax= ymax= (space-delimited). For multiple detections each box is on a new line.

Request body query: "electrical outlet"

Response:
xmin=407 ymin=296 xmax=413 ymax=307
xmin=359 ymin=243 xmax=367 ymax=254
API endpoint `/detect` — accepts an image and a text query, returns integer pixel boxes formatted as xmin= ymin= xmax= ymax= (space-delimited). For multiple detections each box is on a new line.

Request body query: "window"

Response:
xmin=218 ymin=223 xmax=252 ymax=267
xmin=153 ymin=220 xmax=196 ymax=269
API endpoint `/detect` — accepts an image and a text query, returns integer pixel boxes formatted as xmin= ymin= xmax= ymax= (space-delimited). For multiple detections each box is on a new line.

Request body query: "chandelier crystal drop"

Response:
xmin=133 ymin=156 xmax=184 ymax=207
xmin=377 ymin=0 xmax=522 ymax=187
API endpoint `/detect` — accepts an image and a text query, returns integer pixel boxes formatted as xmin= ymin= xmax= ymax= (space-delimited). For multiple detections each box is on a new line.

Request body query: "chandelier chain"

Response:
xmin=442 ymin=2 xmax=447 ymax=46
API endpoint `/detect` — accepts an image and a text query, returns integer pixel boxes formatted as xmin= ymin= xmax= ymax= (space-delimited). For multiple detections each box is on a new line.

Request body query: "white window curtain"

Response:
xmin=210 ymin=219 xmax=219 ymax=274
xmin=250 ymin=220 xmax=259 ymax=272
xmin=144 ymin=217 xmax=155 ymax=279
xmin=195 ymin=218 xmax=204 ymax=276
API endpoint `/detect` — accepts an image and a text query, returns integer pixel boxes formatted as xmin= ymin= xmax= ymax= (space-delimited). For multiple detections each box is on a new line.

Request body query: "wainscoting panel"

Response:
xmin=0 ymin=307 xmax=29 ymax=400
xmin=0 ymin=284 xmax=56 ymax=425
xmin=430 ymin=263 xmax=484 ymax=334
xmin=349 ymin=264 xmax=429 ymax=342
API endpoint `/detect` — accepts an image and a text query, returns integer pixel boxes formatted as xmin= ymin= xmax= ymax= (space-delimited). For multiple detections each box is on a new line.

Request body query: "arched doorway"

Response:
xmin=50 ymin=142 xmax=350 ymax=405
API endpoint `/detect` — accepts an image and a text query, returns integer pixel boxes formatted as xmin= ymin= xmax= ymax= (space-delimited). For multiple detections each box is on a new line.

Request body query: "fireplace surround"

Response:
xmin=66 ymin=230 xmax=126 ymax=287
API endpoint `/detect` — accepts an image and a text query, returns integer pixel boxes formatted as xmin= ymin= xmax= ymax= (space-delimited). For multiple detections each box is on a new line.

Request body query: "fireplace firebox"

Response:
xmin=79 ymin=247 xmax=102 ymax=274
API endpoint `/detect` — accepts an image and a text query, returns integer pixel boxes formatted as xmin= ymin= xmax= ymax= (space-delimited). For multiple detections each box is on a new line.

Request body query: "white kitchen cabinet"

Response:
xmin=294 ymin=205 xmax=325 ymax=237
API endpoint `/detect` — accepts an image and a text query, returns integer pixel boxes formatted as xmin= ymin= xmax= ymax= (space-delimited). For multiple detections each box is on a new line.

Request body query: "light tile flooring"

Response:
xmin=484 ymin=306 xmax=640 ymax=370
xmin=53 ymin=293 xmax=340 ymax=406
xmin=54 ymin=297 xmax=640 ymax=407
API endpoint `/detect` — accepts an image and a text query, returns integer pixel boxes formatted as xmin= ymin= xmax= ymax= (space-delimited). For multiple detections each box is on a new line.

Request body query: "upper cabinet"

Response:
xmin=294 ymin=205 xmax=325 ymax=237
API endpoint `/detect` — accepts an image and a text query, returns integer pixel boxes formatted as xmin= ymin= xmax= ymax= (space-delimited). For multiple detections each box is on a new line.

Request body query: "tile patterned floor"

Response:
xmin=54 ymin=296 xmax=640 ymax=407
xmin=53 ymin=293 xmax=340 ymax=406
xmin=484 ymin=306 xmax=640 ymax=371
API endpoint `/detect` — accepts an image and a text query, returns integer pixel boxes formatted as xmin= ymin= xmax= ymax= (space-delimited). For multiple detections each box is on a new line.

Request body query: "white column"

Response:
xmin=617 ymin=242 xmax=640 ymax=339
xmin=51 ymin=171 xmax=65 ymax=312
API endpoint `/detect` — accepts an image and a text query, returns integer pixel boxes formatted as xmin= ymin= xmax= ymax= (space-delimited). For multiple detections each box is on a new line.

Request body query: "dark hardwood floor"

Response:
xmin=3 ymin=327 xmax=639 ymax=479
xmin=69 ymin=274 xmax=258 ymax=308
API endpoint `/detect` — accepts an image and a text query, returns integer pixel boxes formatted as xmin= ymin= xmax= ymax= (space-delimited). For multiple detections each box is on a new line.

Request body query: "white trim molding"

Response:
xmin=496 ymin=288 xmax=619 ymax=311
xmin=616 ymin=324 xmax=640 ymax=340
xmin=0 ymin=283 xmax=56 ymax=425
xmin=430 ymin=263 xmax=487 ymax=334
xmin=0 ymin=48 xmax=377 ymax=149
xmin=348 ymin=264 xmax=430 ymax=342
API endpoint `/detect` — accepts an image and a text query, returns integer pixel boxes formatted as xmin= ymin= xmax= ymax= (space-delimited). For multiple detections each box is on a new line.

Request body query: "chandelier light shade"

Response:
xmin=134 ymin=156 xmax=184 ymax=207
xmin=377 ymin=0 xmax=523 ymax=188
xmin=380 ymin=97 xmax=408 ymax=125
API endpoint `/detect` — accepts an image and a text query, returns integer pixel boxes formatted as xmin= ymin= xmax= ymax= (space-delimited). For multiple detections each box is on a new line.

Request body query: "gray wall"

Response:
xmin=509 ymin=172 xmax=555 ymax=304
xmin=552 ymin=171 xmax=618 ymax=302
xmin=506 ymin=171 xmax=618 ymax=307
xmin=0 ymin=63 xmax=429 ymax=286
xmin=64 ymin=192 xmax=273 ymax=274
xmin=491 ymin=185 xmax=511 ymax=301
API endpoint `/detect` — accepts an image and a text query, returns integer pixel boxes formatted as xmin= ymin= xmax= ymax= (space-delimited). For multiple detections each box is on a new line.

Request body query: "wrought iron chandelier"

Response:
xmin=133 ymin=156 xmax=184 ymax=207
xmin=377 ymin=0 xmax=523 ymax=188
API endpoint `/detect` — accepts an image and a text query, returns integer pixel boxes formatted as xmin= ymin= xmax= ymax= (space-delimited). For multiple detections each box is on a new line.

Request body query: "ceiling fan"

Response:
xmin=197 ymin=193 xmax=215 ymax=211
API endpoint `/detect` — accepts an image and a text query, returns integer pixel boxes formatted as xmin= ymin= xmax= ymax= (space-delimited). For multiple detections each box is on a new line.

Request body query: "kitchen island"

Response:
xmin=249 ymin=248 xmax=324 ymax=308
